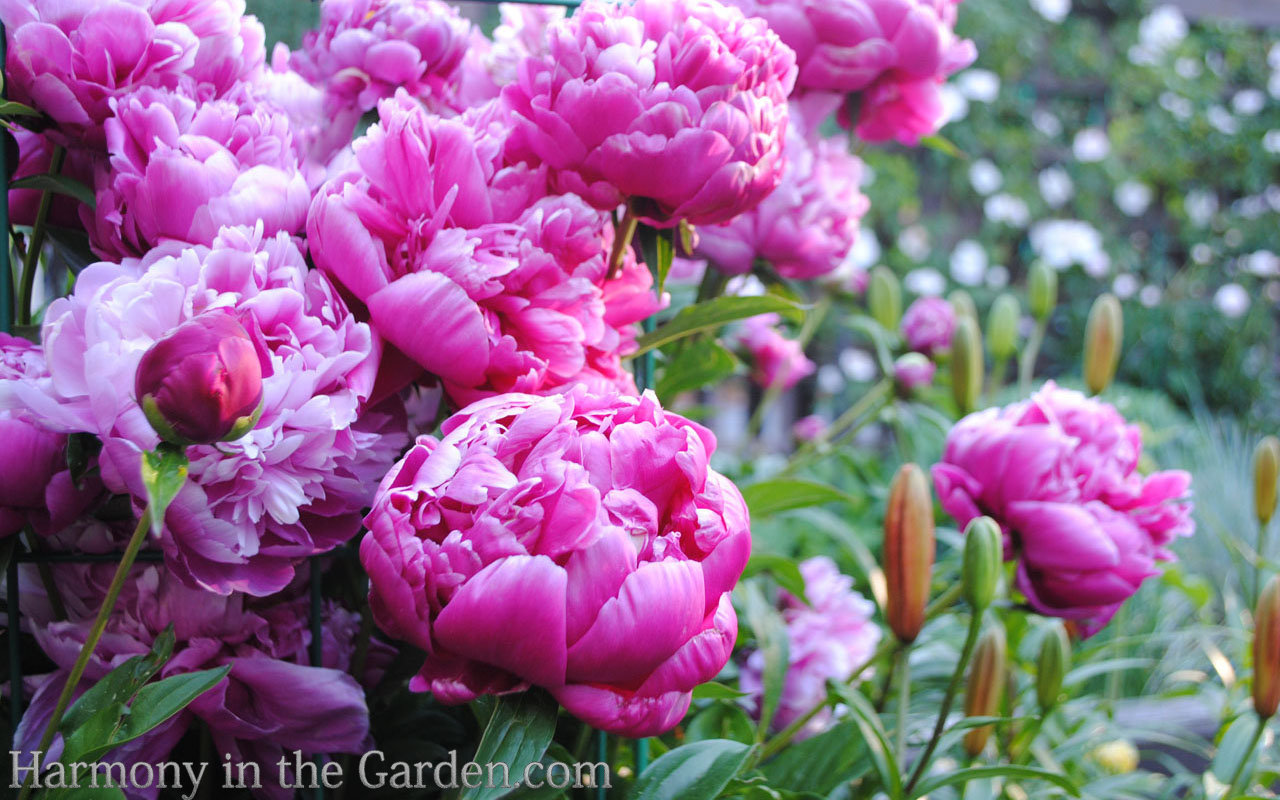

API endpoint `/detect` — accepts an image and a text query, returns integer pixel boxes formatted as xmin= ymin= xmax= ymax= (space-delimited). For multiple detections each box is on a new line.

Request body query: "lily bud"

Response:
xmin=884 ymin=463 xmax=935 ymax=643
xmin=135 ymin=312 xmax=264 ymax=446
xmin=868 ymin=266 xmax=902 ymax=332
xmin=950 ymin=315 xmax=983 ymax=414
xmin=1254 ymin=436 xmax=1280 ymax=527
xmin=893 ymin=353 xmax=936 ymax=393
xmin=1028 ymin=261 xmax=1057 ymax=321
xmin=1255 ymin=575 xmax=1280 ymax=719
xmin=963 ymin=624 xmax=1007 ymax=757
xmin=1036 ymin=622 xmax=1071 ymax=713
xmin=1083 ymin=293 xmax=1123 ymax=396
xmin=1091 ymin=740 xmax=1139 ymax=774
xmin=986 ymin=293 xmax=1020 ymax=361
xmin=948 ymin=289 xmax=977 ymax=323
xmin=962 ymin=516 xmax=1002 ymax=612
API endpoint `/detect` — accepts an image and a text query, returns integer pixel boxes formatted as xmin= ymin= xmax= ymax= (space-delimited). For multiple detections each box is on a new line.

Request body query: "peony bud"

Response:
xmin=948 ymin=289 xmax=977 ymax=323
xmin=1255 ymin=575 xmax=1280 ymax=719
xmin=1028 ymin=261 xmax=1057 ymax=321
xmin=894 ymin=353 xmax=936 ymax=393
xmin=950 ymin=315 xmax=983 ymax=414
xmin=1091 ymin=740 xmax=1139 ymax=774
xmin=986 ymin=293 xmax=1020 ymax=361
xmin=135 ymin=312 xmax=265 ymax=446
xmin=1036 ymin=621 xmax=1071 ymax=713
xmin=963 ymin=624 xmax=1007 ymax=757
xmin=962 ymin=516 xmax=1002 ymax=612
xmin=884 ymin=463 xmax=935 ymax=644
xmin=868 ymin=266 xmax=902 ymax=332
xmin=1083 ymin=294 xmax=1123 ymax=396
xmin=1254 ymin=436 xmax=1280 ymax=527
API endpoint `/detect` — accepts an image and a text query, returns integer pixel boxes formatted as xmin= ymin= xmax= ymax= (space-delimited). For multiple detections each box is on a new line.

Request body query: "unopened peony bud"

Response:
xmin=1083 ymin=294 xmax=1123 ymax=396
xmin=1036 ymin=622 xmax=1071 ymax=713
xmin=950 ymin=315 xmax=983 ymax=413
xmin=894 ymin=353 xmax=936 ymax=392
xmin=884 ymin=463 xmax=935 ymax=643
xmin=1255 ymin=575 xmax=1280 ymax=719
xmin=1091 ymin=740 xmax=1139 ymax=774
xmin=1254 ymin=436 xmax=1280 ymax=527
xmin=135 ymin=312 xmax=264 ymax=446
xmin=677 ymin=219 xmax=698 ymax=258
xmin=948 ymin=289 xmax=977 ymax=323
xmin=963 ymin=624 xmax=1007 ymax=757
xmin=868 ymin=266 xmax=902 ymax=332
xmin=986 ymin=293 xmax=1020 ymax=361
xmin=962 ymin=516 xmax=1002 ymax=612
xmin=1028 ymin=261 xmax=1057 ymax=321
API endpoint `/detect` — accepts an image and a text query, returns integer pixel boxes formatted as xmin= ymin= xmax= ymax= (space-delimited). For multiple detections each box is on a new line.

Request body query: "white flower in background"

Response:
xmin=1270 ymin=42 xmax=1280 ymax=70
xmin=860 ymin=165 xmax=876 ymax=188
xmin=1032 ymin=109 xmax=1063 ymax=137
xmin=1112 ymin=273 xmax=1139 ymax=299
xmin=1234 ymin=195 xmax=1268 ymax=219
xmin=898 ymin=225 xmax=931 ymax=261
xmin=1213 ymin=283 xmax=1250 ymax=318
xmin=839 ymin=348 xmax=878 ymax=382
xmin=847 ymin=228 xmax=882 ymax=271
xmin=1029 ymin=0 xmax=1069 ymax=23
xmin=969 ymin=159 xmax=1003 ymax=195
xmin=950 ymin=240 xmax=988 ymax=286
xmin=1205 ymin=51 xmax=1225 ymax=76
xmin=727 ymin=274 xmax=767 ymax=297
xmin=1264 ymin=130 xmax=1280 ymax=154
xmin=939 ymin=85 xmax=969 ymax=125
xmin=1270 ymin=71 xmax=1280 ymax=101
xmin=1225 ymin=228 xmax=1244 ymax=248
xmin=1268 ymin=282 xmax=1280 ymax=304
xmin=1140 ymin=6 xmax=1188 ymax=52
xmin=1139 ymin=285 xmax=1162 ymax=307
xmin=1038 ymin=166 xmax=1074 ymax=207
xmin=904 ymin=268 xmax=946 ymax=297
xmin=1159 ymin=92 xmax=1193 ymax=120
xmin=1246 ymin=250 xmax=1279 ymax=277
xmin=1114 ymin=180 xmax=1153 ymax=217
xmin=1267 ymin=185 xmax=1280 ymax=212
xmin=1233 ymin=89 xmax=1265 ymax=116
xmin=1073 ymin=127 xmax=1110 ymax=162
xmin=1184 ymin=189 xmax=1218 ymax=226
xmin=1191 ymin=243 xmax=1213 ymax=264
xmin=1175 ymin=57 xmax=1201 ymax=79
xmin=985 ymin=265 xmax=1010 ymax=289
xmin=817 ymin=364 xmax=846 ymax=394
xmin=985 ymin=193 xmax=1031 ymax=227
xmin=958 ymin=69 xmax=1001 ymax=103
xmin=1208 ymin=106 xmax=1239 ymax=135
xmin=1029 ymin=219 xmax=1109 ymax=276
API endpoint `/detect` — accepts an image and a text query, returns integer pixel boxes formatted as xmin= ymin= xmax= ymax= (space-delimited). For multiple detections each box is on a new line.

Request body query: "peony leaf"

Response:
xmin=740 ymin=479 xmax=857 ymax=519
xmin=832 ymin=684 xmax=902 ymax=800
xmin=691 ymin=682 xmax=750 ymax=701
xmin=759 ymin=720 xmax=871 ymax=794
xmin=140 ymin=444 xmax=188 ymax=536
xmin=637 ymin=223 xmax=674 ymax=294
xmin=655 ymin=337 xmax=738 ymax=401
xmin=461 ymin=689 xmax=559 ymax=800
xmin=0 ymin=100 xmax=40 ymax=118
xmin=741 ymin=554 xmax=807 ymax=604
xmin=911 ymin=765 xmax=1080 ymax=798
xmin=629 ymin=295 xmax=803 ymax=358
xmin=739 ymin=582 xmax=789 ymax=744
xmin=683 ymin=701 xmax=755 ymax=745
xmin=629 ymin=739 xmax=752 ymax=800
xmin=10 ymin=173 xmax=96 ymax=208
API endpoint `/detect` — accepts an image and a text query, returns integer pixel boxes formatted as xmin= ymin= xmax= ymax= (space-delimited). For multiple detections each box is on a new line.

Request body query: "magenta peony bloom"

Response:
xmin=737 ymin=313 xmax=815 ymax=390
xmin=86 ymin=86 xmax=310 ymax=260
xmin=901 ymin=296 xmax=955 ymax=355
xmin=893 ymin=352 xmax=936 ymax=390
xmin=0 ymin=0 xmax=265 ymax=148
xmin=696 ymin=120 xmax=868 ymax=280
xmin=13 ymin=521 xmax=377 ymax=800
xmin=792 ymin=414 xmax=828 ymax=442
xmin=255 ymin=43 xmax=363 ymax=181
xmin=932 ymin=382 xmax=1194 ymax=635
xmin=1 ymin=226 xmax=407 ymax=596
xmin=361 ymin=389 xmax=751 ymax=736
xmin=502 ymin=0 xmax=797 ymax=227
xmin=740 ymin=556 xmax=880 ymax=737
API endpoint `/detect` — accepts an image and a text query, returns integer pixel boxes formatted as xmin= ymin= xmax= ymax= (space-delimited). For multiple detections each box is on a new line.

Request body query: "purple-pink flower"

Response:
xmin=502 ymin=0 xmax=797 ymax=227
xmin=1 ymin=226 xmax=406 ymax=596
xmin=361 ymin=389 xmax=751 ymax=736
xmin=893 ymin=352 xmax=936 ymax=390
xmin=695 ymin=120 xmax=868 ymax=280
xmin=932 ymin=382 xmax=1194 ymax=635
xmin=792 ymin=414 xmax=828 ymax=442
xmin=901 ymin=296 xmax=956 ymax=355
xmin=738 ymin=313 xmax=815 ymax=390
xmin=740 ymin=556 xmax=880 ymax=737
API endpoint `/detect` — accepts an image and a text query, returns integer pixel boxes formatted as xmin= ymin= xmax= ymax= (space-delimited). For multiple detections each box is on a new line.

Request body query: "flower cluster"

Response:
xmin=737 ymin=314 xmax=815 ymax=390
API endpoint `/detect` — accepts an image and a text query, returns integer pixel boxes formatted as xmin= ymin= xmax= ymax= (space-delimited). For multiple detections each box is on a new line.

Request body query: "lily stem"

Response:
xmin=17 ymin=144 xmax=65 ymax=327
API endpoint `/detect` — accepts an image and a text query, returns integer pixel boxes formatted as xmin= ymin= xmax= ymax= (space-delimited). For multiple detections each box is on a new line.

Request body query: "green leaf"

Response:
xmin=741 ymin=555 xmax=807 ymax=603
xmin=1209 ymin=715 xmax=1264 ymax=789
xmin=739 ymin=583 xmax=789 ymax=743
xmin=655 ymin=337 xmax=739 ymax=401
xmin=760 ymin=720 xmax=870 ymax=794
xmin=919 ymin=134 xmax=965 ymax=159
xmin=637 ymin=224 xmax=675 ymax=295
xmin=0 ymin=100 xmax=40 ymax=118
xmin=683 ymin=701 xmax=755 ymax=745
xmin=911 ymin=765 xmax=1080 ymax=798
xmin=628 ymin=739 xmax=752 ymax=800
xmin=140 ymin=445 xmax=189 ymax=536
xmin=741 ymin=479 xmax=857 ymax=518
xmin=1062 ymin=657 xmax=1154 ymax=687
xmin=461 ymin=690 xmax=559 ymax=800
xmin=630 ymin=295 xmax=803 ymax=358
xmin=10 ymin=173 xmax=96 ymax=208
xmin=691 ymin=682 xmax=750 ymax=701
xmin=491 ymin=743 xmax=583 ymax=800
xmin=61 ymin=628 xmax=175 ymax=742
xmin=832 ymin=685 xmax=901 ymax=800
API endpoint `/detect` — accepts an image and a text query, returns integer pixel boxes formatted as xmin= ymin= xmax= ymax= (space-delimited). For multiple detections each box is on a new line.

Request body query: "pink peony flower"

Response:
xmin=931 ymin=382 xmax=1194 ymax=635
xmin=449 ymin=4 xmax=566 ymax=111
xmin=502 ymin=0 xmax=797 ymax=227
xmin=1 ymin=226 xmax=407 ymax=596
xmin=254 ymin=43 xmax=363 ymax=181
xmin=738 ymin=313 xmax=815 ymax=390
xmin=361 ymin=389 xmax=751 ymax=736
xmin=893 ymin=352 xmax=936 ymax=390
xmin=86 ymin=86 xmax=310 ymax=260
xmin=792 ymin=414 xmax=828 ymax=442
xmin=901 ymin=296 xmax=955 ymax=355
xmin=696 ymin=120 xmax=868 ymax=279
xmin=740 ymin=556 xmax=880 ymax=737
xmin=0 ymin=0 xmax=265 ymax=148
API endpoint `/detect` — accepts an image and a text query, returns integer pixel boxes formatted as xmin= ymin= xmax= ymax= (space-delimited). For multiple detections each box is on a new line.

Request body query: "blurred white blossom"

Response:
xmin=1232 ymin=89 xmax=1265 ymax=116
xmin=1175 ymin=57 xmax=1201 ymax=79
xmin=1030 ymin=220 xmax=1110 ymax=276
xmin=1029 ymin=0 xmax=1069 ymax=23
xmin=950 ymin=240 xmax=988 ymax=286
xmin=847 ymin=228 xmax=882 ymax=271
xmin=985 ymin=265 xmax=1010 ymax=289
xmin=985 ymin=193 xmax=1030 ymax=227
xmin=958 ymin=69 xmax=1000 ymax=103
xmin=1263 ymin=130 xmax=1280 ymax=154
xmin=1245 ymin=250 xmax=1279 ymax=277
xmin=817 ymin=364 xmax=846 ymax=394
xmin=969 ymin=159 xmax=1003 ymax=195
xmin=938 ymin=85 xmax=969 ymax=125
xmin=1032 ymin=109 xmax=1063 ymax=137
xmin=839 ymin=348 xmax=877 ymax=382
xmin=1112 ymin=274 xmax=1139 ymax=299
xmin=1213 ymin=283 xmax=1250 ymax=318
xmin=904 ymin=268 xmax=946 ymax=297
xmin=1159 ymin=91 xmax=1193 ymax=120
xmin=1114 ymin=180 xmax=1153 ymax=217
xmin=1038 ymin=166 xmax=1074 ymax=207
xmin=1207 ymin=105 xmax=1239 ymax=135
xmin=1191 ymin=243 xmax=1213 ymax=264
xmin=898 ymin=226 xmax=931 ymax=261
xmin=1184 ymin=189 xmax=1218 ymax=226
xmin=1139 ymin=285 xmax=1162 ymax=307
xmin=1073 ymin=127 xmax=1110 ymax=162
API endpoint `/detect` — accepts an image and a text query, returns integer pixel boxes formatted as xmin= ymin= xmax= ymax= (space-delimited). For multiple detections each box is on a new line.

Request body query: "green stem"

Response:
xmin=903 ymin=611 xmax=984 ymax=797
xmin=895 ymin=644 xmax=912 ymax=764
xmin=780 ymin=379 xmax=891 ymax=478
xmin=1017 ymin=320 xmax=1047 ymax=395
xmin=1221 ymin=717 xmax=1267 ymax=800
xmin=17 ymin=507 xmax=151 ymax=800
xmin=747 ymin=297 xmax=830 ymax=440
xmin=17 ymin=145 xmax=65 ymax=327
xmin=987 ymin=358 xmax=1008 ymax=405
xmin=606 ymin=207 xmax=638 ymax=281
xmin=23 ymin=529 xmax=66 ymax=621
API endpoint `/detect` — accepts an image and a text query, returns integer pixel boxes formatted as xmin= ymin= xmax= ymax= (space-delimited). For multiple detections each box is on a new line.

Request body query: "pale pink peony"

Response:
xmin=932 ymin=382 xmax=1194 ymax=635
xmin=737 ymin=313 xmax=815 ymax=390
xmin=1 ymin=226 xmax=407 ymax=596
xmin=361 ymin=389 xmax=751 ymax=736
xmin=0 ymin=0 xmax=265 ymax=148
xmin=502 ymin=0 xmax=797 ymax=227
xmin=450 ymin=5 xmax=566 ymax=110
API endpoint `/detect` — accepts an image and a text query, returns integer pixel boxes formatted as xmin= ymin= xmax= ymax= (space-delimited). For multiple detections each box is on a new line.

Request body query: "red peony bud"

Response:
xmin=134 ymin=312 xmax=264 ymax=446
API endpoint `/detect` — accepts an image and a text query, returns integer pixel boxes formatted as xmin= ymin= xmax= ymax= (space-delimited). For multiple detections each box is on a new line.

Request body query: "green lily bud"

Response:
xmin=963 ymin=624 xmax=1007 ymax=757
xmin=1083 ymin=293 xmax=1123 ymax=396
xmin=1255 ymin=575 xmax=1280 ymax=719
xmin=948 ymin=289 xmax=977 ymax=323
xmin=1036 ymin=622 xmax=1071 ymax=713
xmin=986 ymin=293 xmax=1020 ymax=361
xmin=950 ymin=315 xmax=983 ymax=414
xmin=1091 ymin=740 xmax=1139 ymax=774
xmin=1028 ymin=261 xmax=1057 ymax=321
xmin=868 ymin=266 xmax=902 ymax=332
xmin=1254 ymin=436 xmax=1280 ymax=527
xmin=962 ymin=516 xmax=1002 ymax=612
xmin=884 ymin=463 xmax=935 ymax=644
